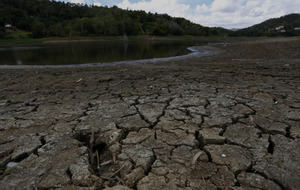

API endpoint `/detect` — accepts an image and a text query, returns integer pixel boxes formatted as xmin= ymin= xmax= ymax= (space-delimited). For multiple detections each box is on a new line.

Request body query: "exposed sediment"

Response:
xmin=0 ymin=37 xmax=300 ymax=190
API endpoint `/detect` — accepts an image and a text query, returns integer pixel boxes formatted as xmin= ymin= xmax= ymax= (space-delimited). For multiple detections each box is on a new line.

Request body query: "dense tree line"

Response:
xmin=0 ymin=0 xmax=218 ymax=38
xmin=231 ymin=14 xmax=300 ymax=37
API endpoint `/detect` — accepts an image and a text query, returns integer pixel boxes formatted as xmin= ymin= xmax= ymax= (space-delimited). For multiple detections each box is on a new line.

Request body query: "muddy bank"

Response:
xmin=0 ymin=37 xmax=300 ymax=190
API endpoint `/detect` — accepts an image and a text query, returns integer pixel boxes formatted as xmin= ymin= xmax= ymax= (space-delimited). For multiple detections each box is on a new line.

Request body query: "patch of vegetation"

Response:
xmin=0 ymin=0 xmax=220 ymax=39
xmin=4 ymin=30 xmax=31 ymax=39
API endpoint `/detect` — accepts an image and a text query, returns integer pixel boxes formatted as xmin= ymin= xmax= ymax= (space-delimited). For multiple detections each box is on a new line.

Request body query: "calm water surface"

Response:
xmin=0 ymin=40 xmax=196 ymax=66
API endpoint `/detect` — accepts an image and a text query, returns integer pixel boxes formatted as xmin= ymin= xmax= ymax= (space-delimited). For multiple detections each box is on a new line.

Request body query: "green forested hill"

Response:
xmin=232 ymin=14 xmax=300 ymax=36
xmin=0 ymin=0 xmax=218 ymax=39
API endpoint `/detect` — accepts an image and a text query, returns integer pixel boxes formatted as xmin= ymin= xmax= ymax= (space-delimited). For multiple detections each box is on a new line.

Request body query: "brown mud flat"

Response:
xmin=0 ymin=37 xmax=300 ymax=190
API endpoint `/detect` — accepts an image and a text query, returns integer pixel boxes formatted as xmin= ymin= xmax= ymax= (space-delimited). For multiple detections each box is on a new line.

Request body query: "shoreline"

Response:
xmin=0 ymin=35 xmax=272 ymax=47
xmin=0 ymin=46 xmax=221 ymax=70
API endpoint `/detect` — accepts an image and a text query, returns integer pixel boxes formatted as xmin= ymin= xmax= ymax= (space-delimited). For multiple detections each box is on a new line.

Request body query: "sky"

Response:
xmin=59 ymin=0 xmax=300 ymax=29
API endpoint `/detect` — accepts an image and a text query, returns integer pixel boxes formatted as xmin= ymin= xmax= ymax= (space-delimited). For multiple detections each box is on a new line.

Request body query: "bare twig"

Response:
xmin=96 ymin=150 xmax=100 ymax=170
xmin=100 ymin=160 xmax=113 ymax=166
xmin=191 ymin=151 xmax=203 ymax=168
xmin=109 ymin=163 xmax=126 ymax=178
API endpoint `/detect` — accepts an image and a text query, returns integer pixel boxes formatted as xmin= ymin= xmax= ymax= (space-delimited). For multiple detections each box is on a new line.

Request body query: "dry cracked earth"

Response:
xmin=0 ymin=38 xmax=300 ymax=190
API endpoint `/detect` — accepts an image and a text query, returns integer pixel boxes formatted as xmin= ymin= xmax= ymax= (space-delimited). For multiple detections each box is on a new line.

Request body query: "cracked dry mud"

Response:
xmin=0 ymin=37 xmax=300 ymax=190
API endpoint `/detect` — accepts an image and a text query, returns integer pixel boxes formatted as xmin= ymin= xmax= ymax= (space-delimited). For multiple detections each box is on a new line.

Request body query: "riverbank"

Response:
xmin=0 ymin=37 xmax=299 ymax=190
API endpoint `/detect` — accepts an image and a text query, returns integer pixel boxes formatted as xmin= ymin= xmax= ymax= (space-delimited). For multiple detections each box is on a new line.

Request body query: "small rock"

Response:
xmin=6 ymin=162 xmax=18 ymax=169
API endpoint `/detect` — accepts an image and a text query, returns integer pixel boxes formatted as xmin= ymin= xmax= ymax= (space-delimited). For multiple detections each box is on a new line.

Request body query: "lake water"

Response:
xmin=0 ymin=40 xmax=196 ymax=66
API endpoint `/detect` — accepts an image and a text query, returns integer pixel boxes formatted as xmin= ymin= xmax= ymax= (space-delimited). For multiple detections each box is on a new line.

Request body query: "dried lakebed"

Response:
xmin=0 ymin=38 xmax=300 ymax=190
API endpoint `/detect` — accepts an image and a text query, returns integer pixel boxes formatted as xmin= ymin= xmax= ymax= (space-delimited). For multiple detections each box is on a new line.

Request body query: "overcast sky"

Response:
xmin=59 ymin=0 xmax=300 ymax=29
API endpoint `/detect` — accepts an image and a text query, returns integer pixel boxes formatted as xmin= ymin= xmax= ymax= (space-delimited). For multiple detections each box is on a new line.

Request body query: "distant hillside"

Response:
xmin=0 ymin=0 xmax=218 ymax=39
xmin=232 ymin=14 xmax=300 ymax=36
xmin=212 ymin=27 xmax=232 ymax=36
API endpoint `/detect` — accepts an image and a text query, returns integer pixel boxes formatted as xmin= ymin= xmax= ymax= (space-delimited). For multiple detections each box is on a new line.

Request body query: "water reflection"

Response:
xmin=0 ymin=40 xmax=192 ymax=66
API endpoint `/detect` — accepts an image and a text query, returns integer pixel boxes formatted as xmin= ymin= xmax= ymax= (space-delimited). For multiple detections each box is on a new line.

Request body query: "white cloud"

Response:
xmin=68 ymin=0 xmax=101 ymax=6
xmin=117 ymin=0 xmax=300 ymax=28
xmin=196 ymin=4 xmax=209 ymax=13
xmin=70 ymin=0 xmax=86 ymax=4
xmin=118 ymin=0 xmax=190 ymax=18
xmin=93 ymin=2 xmax=101 ymax=6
